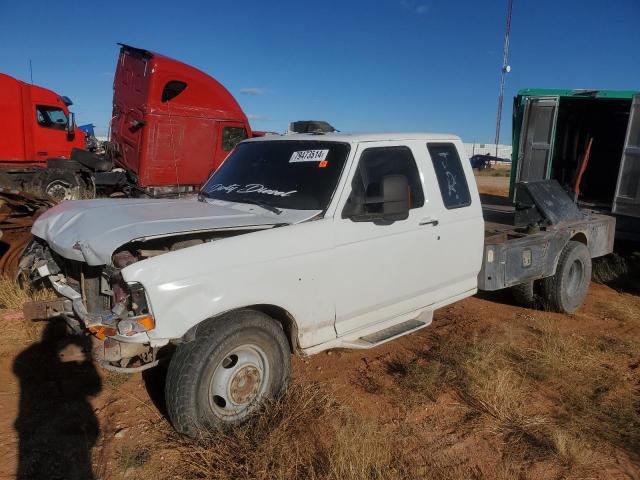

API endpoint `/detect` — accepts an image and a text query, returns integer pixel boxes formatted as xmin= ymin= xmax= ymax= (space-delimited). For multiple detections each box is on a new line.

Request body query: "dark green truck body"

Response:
xmin=509 ymin=89 xmax=640 ymax=240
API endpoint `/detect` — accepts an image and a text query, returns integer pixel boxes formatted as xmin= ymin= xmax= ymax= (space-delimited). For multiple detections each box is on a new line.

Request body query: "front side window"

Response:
xmin=201 ymin=140 xmax=350 ymax=211
xmin=222 ymin=127 xmax=248 ymax=151
xmin=428 ymin=143 xmax=471 ymax=209
xmin=344 ymin=146 xmax=424 ymax=217
xmin=36 ymin=105 xmax=68 ymax=130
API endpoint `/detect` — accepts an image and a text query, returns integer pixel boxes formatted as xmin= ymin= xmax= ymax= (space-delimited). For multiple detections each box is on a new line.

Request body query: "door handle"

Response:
xmin=419 ymin=218 xmax=439 ymax=227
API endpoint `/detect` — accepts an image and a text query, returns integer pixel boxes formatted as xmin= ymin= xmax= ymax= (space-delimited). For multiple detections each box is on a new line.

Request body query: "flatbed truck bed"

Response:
xmin=475 ymin=181 xmax=615 ymax=311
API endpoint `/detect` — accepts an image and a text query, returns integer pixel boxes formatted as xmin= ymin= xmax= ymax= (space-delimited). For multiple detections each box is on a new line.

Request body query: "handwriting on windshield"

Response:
xmin=208 ymin=184 xmax=297 ymax=197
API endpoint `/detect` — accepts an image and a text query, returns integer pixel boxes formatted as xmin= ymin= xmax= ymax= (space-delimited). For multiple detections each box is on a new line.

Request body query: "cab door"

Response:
xmin=331 ymin=141 xmax=480 ymax=336
xmin=515 ymin=96 xmax=560 ymax=184
xmin=32 ymin=105 xmax=73 ymax=159
xmin=613 ymin=94 xmax=640 ymax=217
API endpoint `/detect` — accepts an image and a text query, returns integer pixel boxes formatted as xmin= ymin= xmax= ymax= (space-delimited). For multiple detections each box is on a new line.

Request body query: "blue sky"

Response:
xmin=1 ymin=0 xmax=638 ymax=142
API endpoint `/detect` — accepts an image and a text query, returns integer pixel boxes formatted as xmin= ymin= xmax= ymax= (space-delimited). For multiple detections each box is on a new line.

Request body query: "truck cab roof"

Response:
xmin=115 ymin=43 xmax=248 ymax=122
xmin=246 ymin=132 xmax=462 ymax=144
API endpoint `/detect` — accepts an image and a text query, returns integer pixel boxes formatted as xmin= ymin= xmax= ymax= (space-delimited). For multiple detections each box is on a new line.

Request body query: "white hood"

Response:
xmin=31 ymin=197 xmax=320 ymax=265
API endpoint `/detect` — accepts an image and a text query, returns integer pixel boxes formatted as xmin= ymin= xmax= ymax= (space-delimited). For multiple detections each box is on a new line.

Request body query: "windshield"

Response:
xmin=201 ymin=140 xmax=350 ymax=210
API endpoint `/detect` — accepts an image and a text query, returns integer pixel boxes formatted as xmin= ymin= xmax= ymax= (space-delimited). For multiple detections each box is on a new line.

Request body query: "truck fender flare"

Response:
xmin=548 ymin=231 xmax=589 ymax=277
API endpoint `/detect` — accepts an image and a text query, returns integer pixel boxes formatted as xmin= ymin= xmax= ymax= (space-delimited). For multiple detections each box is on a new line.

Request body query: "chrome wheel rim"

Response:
xmin=46 ymin=180 xmax=74 ymax=201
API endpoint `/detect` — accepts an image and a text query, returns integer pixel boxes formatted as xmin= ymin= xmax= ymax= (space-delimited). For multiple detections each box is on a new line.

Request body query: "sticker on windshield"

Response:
xmin=289 ymin=149 xmax=330 ymax=163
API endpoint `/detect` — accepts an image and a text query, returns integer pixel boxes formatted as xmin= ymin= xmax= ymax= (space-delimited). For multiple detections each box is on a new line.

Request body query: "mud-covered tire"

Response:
xmin=511 ymin=281 xmax=536 ymax=308
xmin=165 ymin=309 xmax=291 ymax=437
xmin=39 ymin=169 xmax=82 ymax=201
xmin=541 ymin=241 xmax=592 ymax=313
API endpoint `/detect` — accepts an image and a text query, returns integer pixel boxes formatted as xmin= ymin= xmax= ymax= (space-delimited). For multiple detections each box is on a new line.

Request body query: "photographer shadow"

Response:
xmin=13 ymin=319 xmax=101 ymax=480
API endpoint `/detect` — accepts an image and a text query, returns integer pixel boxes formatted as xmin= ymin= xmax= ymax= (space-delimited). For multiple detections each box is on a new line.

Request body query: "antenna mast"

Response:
xmin=494 ymin=0 xmax=513 ymax=159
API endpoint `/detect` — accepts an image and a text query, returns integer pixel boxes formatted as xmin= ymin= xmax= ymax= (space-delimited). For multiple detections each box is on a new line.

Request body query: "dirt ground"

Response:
xmin=0 ymin=172 xmax=637 ymax=479
xmin=476 ymin=171 xmax=509 ymax=197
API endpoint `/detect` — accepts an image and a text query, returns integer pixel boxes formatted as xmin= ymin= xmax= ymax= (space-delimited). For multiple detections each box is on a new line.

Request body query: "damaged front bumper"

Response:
xmin=20 ymin=239 xmax=161 ymax=372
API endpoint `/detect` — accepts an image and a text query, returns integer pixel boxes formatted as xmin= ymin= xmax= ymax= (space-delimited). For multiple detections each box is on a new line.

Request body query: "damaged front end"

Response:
xmin=20 ymin=238 xmax=159 ymax=372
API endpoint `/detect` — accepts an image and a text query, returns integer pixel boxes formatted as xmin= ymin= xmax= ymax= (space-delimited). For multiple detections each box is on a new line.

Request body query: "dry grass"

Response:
xmin=595 ymin=294 xmax=640 ymax=325
xmin=444 ymin=340 xmax=554 ymax=459
xmin=168 ymin=379 xmax=535 ymax=480
xmin=0 ymin=275 xmax=54 ymax=310
xmin=104 ymin=372 xmax=131 ymax=390
xmin=117 ymin=444 xmax=151 ymax=472
xmin=461 ymin=368 xmax=549 ymax=447
xmin=387 ymin=357 xmax=449 ymax=401
xmin=385 ymin=317 xmax=639 ymax=474
xmin=0 ymin=276 xmax=56 ymax=348
xmin=550 ymin=429 xmax=596 ymax=469
xmin=503 ymin=320 xmax=640 ymax=455
xmin=171 ymin=381 xmax=395 ymax=480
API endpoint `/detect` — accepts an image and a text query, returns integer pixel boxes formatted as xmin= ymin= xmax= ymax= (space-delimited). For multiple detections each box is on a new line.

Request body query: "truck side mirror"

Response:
xmin=66 ymin=111 xmax=76 ymax=138
xmin=346 ymin=174 xmax=410 ymax=222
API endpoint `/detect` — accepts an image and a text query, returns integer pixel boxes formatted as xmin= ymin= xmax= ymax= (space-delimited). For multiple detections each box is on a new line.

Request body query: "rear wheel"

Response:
xmin=541 ymin=241 xmax=592 ymax=313
xmin=165 ymin=309 xmax=291 ymax=436
xmin=511 ymin=280 xmax=536 ymax=308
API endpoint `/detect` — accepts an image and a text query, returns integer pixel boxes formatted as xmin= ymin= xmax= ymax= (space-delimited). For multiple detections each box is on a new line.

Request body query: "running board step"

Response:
xmin=359 ymin=319 xmax=426 ymax=345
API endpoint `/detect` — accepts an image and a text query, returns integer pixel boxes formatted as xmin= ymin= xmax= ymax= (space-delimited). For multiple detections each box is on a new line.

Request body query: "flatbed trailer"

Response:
xmin=477 ymin=180 xmax=615 ymax=312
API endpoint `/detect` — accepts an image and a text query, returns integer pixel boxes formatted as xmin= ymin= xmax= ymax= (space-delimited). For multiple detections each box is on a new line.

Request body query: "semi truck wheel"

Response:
xmin=40 ymin=169 xmax=82 ymax=201
xmin=541 ymin=241 xmax=592 ymax=314
xmin=165 ymin=309 xmax=291 ymax=436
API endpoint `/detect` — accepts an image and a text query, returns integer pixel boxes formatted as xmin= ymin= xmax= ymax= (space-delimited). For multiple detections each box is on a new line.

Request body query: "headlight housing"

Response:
xmin=90 ymin=281 xmax=155 ymax=339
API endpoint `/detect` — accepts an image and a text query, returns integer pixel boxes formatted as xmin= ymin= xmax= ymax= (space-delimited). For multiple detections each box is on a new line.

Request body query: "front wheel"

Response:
xmin=165 ymin=310 xmax=291 ymax=436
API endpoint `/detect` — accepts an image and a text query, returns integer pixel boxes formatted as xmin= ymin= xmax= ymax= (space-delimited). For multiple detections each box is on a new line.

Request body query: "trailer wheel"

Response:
xmin=40 ymin=169 xmax=82 ymax=201
xmin=165 ymin=309 xmax=291 ymax=437
xmin=541 ymin=241 xmax=592 ymax=313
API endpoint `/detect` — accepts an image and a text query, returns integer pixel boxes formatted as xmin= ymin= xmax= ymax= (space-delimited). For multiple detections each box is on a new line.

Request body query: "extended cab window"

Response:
xmin=427 ymin=143 xmax=471 ymax=209
xmin=345 ymin=146 xmax=424 ymax=217
xmin=222 ymin=127 xmax=248 ymax=151
xmin=161 ymin=81 xmax=187 ymax=102
xmin=36 ymin=106 xmax=67 ymax=131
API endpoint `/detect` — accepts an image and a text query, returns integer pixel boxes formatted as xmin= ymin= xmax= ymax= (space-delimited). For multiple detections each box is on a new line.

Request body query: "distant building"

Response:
xmin=463 ymin=143 xmax=512 ymax=160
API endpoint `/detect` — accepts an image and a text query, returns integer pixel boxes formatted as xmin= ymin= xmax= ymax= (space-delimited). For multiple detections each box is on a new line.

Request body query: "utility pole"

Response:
xmin=494 ymin=0 xmax=513 ymax=160
xmin=29 ymin=59 xmax=33 ymax=84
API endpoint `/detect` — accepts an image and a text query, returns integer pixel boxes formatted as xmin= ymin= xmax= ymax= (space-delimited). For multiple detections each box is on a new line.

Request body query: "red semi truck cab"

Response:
xmin=0 ymin=73 xmax=86 ymax=165
xmin=110 ymin=44 xmax=253 ymax=195
xmin=0 ymin=45 xmax=257 ymax=200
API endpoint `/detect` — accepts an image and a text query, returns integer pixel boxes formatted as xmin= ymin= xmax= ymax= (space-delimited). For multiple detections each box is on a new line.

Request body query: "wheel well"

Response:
xmin=182 ymin=305 xmax=300 ymax=354
xmin=571 ymin=232 xmax=588 ymax=247
xmin=248 ymin=304 xmax=299 ymax=354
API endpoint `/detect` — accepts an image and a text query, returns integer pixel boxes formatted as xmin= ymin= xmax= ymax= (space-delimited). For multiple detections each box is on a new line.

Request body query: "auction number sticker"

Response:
xmin=289 ymin=149 xmax=330 ymax=163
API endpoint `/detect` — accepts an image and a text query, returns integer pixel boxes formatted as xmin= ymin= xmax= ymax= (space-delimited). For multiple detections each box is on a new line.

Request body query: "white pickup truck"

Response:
xmin=20 ymin=133 xmax=614 ymax=435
